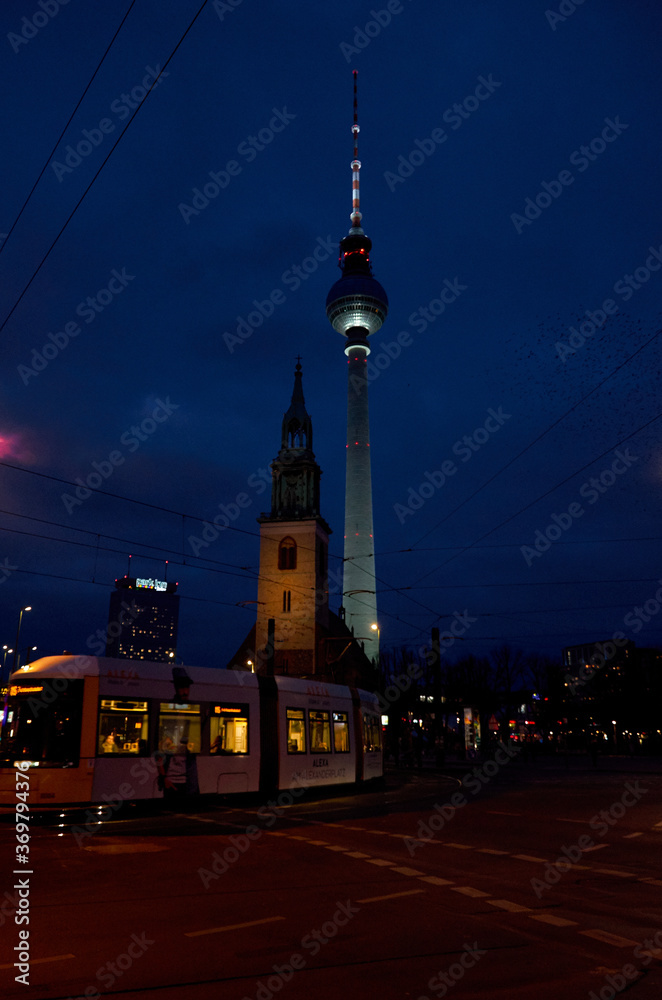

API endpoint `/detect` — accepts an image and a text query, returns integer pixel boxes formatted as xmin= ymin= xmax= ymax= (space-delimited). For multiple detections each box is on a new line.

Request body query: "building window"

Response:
xmin=283 ymin=590 xmax=291 ymax=613
xmin=278 ymin=537 xmax=297 ymax=570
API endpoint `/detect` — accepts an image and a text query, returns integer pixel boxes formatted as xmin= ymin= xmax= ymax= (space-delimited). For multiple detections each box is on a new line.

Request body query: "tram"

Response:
xmin=0 ymin=655 xmax=383 ymax=806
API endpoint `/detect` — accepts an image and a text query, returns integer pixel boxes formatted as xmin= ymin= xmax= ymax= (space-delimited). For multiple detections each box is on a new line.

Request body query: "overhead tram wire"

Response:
xmin=406 ymin=323 xmax=662 ymax=563
xmin=409 ymin=407 xmax=662 ymax=590
xmin=0 ymin=1 xmax=136 ymax=260
xmin=0 ymin=0 xmax=211 ymax=337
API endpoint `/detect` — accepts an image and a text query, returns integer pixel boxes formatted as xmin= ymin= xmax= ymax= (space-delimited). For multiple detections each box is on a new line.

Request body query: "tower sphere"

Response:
xmin=325 ymin=274 xmax=389 ymax=336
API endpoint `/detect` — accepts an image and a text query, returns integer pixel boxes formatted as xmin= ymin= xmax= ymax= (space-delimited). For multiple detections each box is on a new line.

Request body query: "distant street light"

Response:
xmin=12 ymin=606 xmax=32 ymax=674
xmin=16 ymin=645 xmax=37 ymax=669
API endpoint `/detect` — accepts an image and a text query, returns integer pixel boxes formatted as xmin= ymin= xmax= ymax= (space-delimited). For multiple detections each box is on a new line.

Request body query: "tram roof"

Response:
xmin=9 ymin=655 xmax=258 ymax=688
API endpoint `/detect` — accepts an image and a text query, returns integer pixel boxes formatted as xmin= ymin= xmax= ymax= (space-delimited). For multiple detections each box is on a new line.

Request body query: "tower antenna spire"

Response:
xmin=350 ymin=70 xmax=363 ymax=233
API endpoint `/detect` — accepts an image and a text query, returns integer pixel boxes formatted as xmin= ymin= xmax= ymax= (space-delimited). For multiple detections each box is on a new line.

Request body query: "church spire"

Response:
xmin=281 ymin=358 xmax=312 ymax=453
xmin=267 ymin=361 xmax=322 ymax=521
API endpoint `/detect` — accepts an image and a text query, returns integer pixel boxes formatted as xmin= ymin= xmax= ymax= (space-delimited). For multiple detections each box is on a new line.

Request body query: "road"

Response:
xmin=1 ymin=755 xmax=661 ymax=1000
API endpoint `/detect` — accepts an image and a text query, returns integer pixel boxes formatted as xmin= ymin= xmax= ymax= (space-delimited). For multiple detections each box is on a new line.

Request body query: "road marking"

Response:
xmin=580 ymin=929 xmax=640 ymax=948
xmin=345 ymin=851 xmax=369 ymax=858
xmin=445 ymin=843 xmax=473 ymax=850
xmin=623 ymin=832 xmax=643 ymax=838
xmin=583 ymin=843 xmax=608 ymax=852
xmin=83 ymin=843 xmax=169 ymax=854
xmin=451 ymin=886 xmax=490 ymax=898
xmin=555 ymin=817 xmax=588 ymax=825
xmin=391 ymin=866 xmax=426 ymax=876
xmin=487 ymin=899 xmax=531 ymax=912
xmin=653 ymin=821 xmax=662 ymax=829
xmin=477 ymin=848 xmax=509 ymax=855
xmin=529 ymin=914 xmax=578 ymax=927
xmin=186 ymin=916 xmax=285 ymax=938
xmin=324 ymin=845 xmax=347 ymax=851
xmin=368 ymin=829 xmax=389 ymax=835
xmin=366 ymin=858 xmax=394 ymax=866
xmin=357 ymin=889 xmax=425 ymax=903
xmin=419 ymin=875 xmax=454 ymax=886
xmin=0 ymin=954 xmax=75 ymax=970
xmin=513 ymin=854 xmax=547 ymax=863
xmin=640 ymin=877 xmax=662 ymax=887
xmin=306 ymin=840 xmax=328 ymax=845
xmin=594 ymin=869 xmax=635 ymax=878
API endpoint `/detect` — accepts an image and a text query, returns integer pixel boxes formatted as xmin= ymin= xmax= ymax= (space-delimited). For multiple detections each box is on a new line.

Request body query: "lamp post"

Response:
xmin=1 ymin=646 xmax=14 ymax=687
xmin=16 ymin=646 xmax=37 ymax=670
xmin=12 ymin=607 xmax=32 ymax=674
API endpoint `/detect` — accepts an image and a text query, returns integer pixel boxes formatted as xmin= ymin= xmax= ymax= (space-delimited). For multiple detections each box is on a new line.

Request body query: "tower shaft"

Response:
xmin=343 ymin=347 xmax=378 ymax=657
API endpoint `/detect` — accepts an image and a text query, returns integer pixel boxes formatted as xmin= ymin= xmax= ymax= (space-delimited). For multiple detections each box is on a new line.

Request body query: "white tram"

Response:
xmin=0 ymin=656 xmax=383 ymax=806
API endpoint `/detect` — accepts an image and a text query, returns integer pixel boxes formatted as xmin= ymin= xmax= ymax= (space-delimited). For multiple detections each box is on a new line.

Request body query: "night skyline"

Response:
xmin=1 ymin=1 xmax=662 ymax=672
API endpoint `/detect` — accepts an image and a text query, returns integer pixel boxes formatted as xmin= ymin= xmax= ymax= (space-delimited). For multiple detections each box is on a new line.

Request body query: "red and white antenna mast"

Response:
xmin=350 ymin=70 xmax=363 ymax=233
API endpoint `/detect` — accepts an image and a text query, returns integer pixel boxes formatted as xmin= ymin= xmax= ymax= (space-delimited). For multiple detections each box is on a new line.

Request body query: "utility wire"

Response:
xmin=0 ymin=2 xmax=136 ymax=259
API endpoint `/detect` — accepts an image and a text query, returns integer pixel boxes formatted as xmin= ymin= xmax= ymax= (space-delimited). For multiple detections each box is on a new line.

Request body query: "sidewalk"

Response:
xmin=388 ymin=752 xmax=662 ymax=777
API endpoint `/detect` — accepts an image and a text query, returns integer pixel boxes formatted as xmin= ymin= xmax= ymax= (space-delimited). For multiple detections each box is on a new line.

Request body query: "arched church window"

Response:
xmin=278 ymin=537 xmax=297 ymax=570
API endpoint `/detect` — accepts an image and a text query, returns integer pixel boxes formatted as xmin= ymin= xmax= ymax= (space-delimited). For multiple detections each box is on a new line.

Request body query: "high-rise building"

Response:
xmin=326 ymin=71 xmax=388 ymax=662
xmin=105 ymin=574 xmax=179 ymax=662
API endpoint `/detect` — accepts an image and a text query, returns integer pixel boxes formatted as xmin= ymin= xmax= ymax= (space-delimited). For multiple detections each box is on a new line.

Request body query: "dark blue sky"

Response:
xmin=1 ymin=0 xmax=662 ymax=670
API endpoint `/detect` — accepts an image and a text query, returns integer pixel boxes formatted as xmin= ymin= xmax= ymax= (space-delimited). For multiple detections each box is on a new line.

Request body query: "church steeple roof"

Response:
xmin=281 ymin=359 xmax=313 ymax=454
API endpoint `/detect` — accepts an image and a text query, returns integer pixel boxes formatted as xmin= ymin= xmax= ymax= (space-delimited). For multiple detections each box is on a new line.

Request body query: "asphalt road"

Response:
xmin=1 ymin=756 xmax=661 ymax=1000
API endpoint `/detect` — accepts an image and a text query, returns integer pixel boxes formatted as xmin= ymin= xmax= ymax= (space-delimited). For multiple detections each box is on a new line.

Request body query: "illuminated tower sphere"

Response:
xmin=326 ymin=71 xmax=388 ymax=662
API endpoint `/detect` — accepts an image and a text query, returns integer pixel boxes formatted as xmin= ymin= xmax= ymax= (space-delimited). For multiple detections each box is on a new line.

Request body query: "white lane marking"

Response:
xmin=451 ymin=886 xmax=490 ymax=898
xmin=366 ymin=858 xmax=395 ymax=866
xmin=357 ymin=889 xmax=425 ymax=903
xmin=368 ymin=830 xmax=390 ymax=835
xmin=445 ymin=843 xmax=473 ymax=850
xmin=186 ymin=916 xmax=285 ymax=938
xmin=487 ymin=899 xmax=531 ymax=912
xmin=580 ymin=929 xmax=640 ymax=948
xmin=594 ymin=869 xmax=635 ymax=878
xmin=0 ymin=953 xmax=75 ymax=970
xmin=583 ymin=843 xmax=608 ymax=852
xmin=623 ymin=832 xmax=643 ymax=838
xmin=419 ymin=875 xmax=454 ymax=886
xmin=653 ymin=821 xmax=662 ymax=829
xmin=324 ymin=845 xmax=347 ymax=851
xmin=345 ymin=851 xmax=369 ymax=858
xmin=306 ymin=840 xmax=328 ymax=845
xmin=529 ymin=914 xmax=578 ymax=927
xmin=477 ymin=848 xmax=509 ymax=855
xmin=640 ymin=877 xmax=662 ymax=887
xmin=391 ymin=866 xmax=426 ymax=876
xmin=513 ymin=854 xmax=547 ymax=863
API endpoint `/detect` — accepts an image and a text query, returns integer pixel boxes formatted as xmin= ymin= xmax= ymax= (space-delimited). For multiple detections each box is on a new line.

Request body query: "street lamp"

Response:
xmin=1 ymin=646 xmax=14 ymax=687
xmin=12 ymin=607 xmax=32 ymax=674
xmin=16 ymin=646 xmax=37 ymax=669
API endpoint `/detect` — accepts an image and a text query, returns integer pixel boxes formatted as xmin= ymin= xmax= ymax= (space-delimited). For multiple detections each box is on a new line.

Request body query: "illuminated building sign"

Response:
xmin=10 ymin=685 xmax=44 ymax=696
xmin=136 ymin=578 xmax=167 ymax=591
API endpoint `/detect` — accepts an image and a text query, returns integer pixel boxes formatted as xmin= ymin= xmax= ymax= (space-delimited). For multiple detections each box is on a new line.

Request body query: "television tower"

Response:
xmin=326 ymin=71 xmax=388 ymax=662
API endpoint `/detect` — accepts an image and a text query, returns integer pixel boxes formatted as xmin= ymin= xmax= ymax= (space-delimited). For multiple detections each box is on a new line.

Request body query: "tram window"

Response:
xmin=286 ymin=708 xmax=306 ymax=754
xmin=363 ymin=713 xmax=382 ymax=752
xmin=158 ymin=703 xmax=201 ymax=754
xmin=309 ymin=710 xmax=330 ymax=753
xmin=0 ymin=681 xmax=83 ymax=766
xmin=98 ymin=699 xmax=149 ymax=755
xmin=210 ymin=704 xmax=249 ymax=755
xmin=333 ymin=711 xmax=350 ymax=753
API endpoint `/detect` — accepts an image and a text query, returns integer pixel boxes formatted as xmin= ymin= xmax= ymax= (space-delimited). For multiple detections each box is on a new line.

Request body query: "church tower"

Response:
xmin=326 ymin=71 xmax=388 ymax=662
xmin=254 ymin=362 xmax=331 ymax=675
